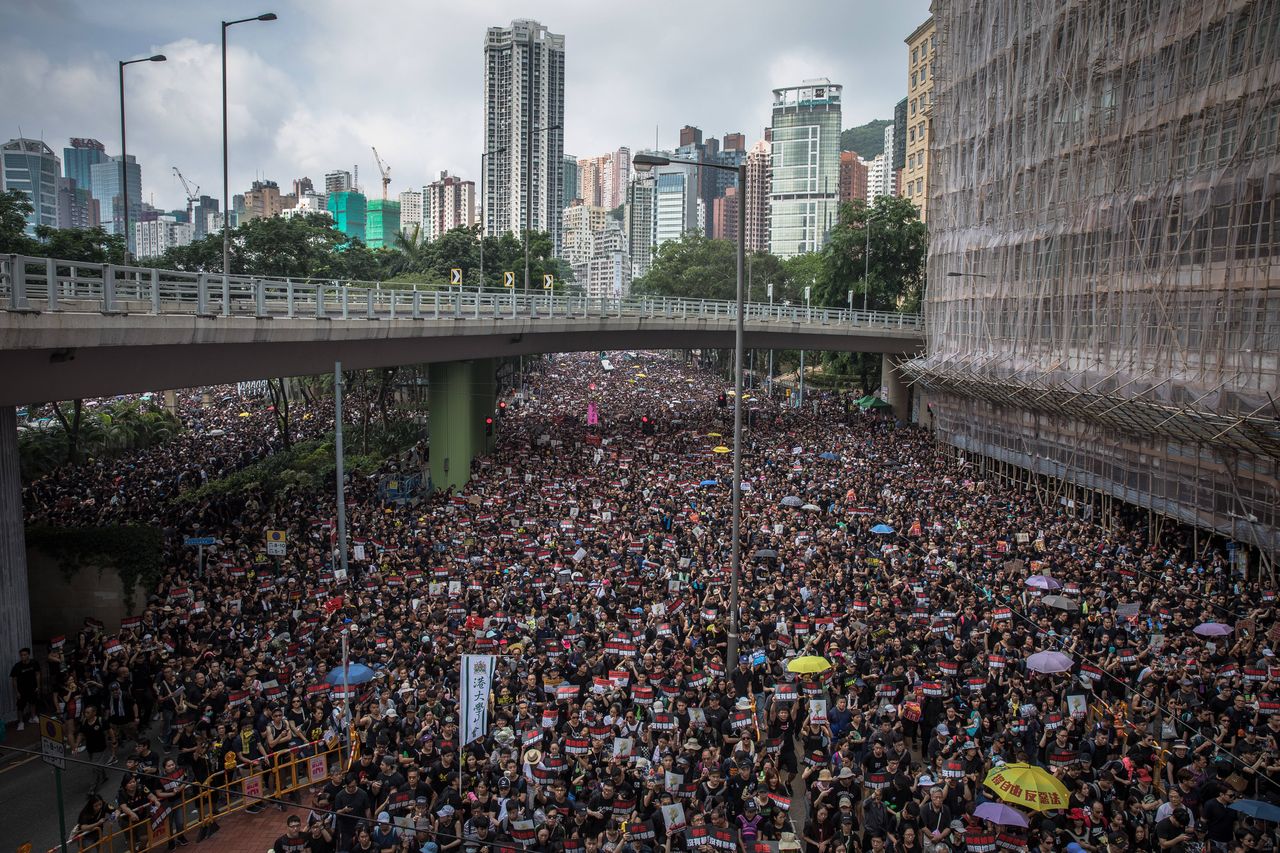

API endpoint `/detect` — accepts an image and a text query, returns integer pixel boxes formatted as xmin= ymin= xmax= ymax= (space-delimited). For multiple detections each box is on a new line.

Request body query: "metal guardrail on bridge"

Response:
xmin=0 ymin=254 xmax=923 ymax=330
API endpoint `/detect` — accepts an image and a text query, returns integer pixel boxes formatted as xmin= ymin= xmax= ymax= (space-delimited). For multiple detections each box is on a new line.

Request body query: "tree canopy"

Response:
xmin=816 ymin=195 xmax=926 ymax=313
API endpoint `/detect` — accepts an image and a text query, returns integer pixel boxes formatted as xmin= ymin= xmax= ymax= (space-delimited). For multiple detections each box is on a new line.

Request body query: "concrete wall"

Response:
xmin=26 ymin=549 xmax=142 ymax=647
xmin=0 ymin=407 xmax=30 ymax=721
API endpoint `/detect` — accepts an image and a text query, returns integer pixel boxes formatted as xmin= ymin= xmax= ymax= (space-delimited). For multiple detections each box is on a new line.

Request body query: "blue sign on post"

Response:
xmin=184 ymin=536 xmax=217 ymax=547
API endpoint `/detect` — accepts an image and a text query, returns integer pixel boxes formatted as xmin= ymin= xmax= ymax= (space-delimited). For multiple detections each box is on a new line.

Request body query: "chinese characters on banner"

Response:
xmin=460 ymin=654 xmax=496 ymax=745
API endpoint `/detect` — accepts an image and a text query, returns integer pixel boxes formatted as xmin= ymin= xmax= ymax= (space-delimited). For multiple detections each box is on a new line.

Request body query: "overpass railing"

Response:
xmin=0 ymin=255 xmax=923 ymax=330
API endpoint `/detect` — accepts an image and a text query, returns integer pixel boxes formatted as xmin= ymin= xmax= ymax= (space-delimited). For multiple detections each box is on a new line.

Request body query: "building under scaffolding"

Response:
xmin=904 ymin=0 xmax=1280 ymax=566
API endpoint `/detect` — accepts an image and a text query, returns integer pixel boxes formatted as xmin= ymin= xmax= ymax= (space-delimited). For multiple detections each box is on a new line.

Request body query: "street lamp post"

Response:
xmin=524 ymin=124 xmax=561 ymax=293
xmin=479 ymin=145 xmax=506 ymax=289
xmin=634 ymin=153 xmax=747 ymax=677
xmin=118 ymin=53 xmax=166 ymax=263
xmin=222 ymin=12 xmax=277 ymax=278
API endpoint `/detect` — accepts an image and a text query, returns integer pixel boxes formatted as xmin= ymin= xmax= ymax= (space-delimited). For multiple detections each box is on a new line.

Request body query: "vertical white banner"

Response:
xmin=460 ymin=654 xmax=495 ymax=746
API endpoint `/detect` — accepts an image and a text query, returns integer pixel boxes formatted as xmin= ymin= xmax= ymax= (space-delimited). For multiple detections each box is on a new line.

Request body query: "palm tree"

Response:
xmin=388 ymin=224 xmax=431 ymax=277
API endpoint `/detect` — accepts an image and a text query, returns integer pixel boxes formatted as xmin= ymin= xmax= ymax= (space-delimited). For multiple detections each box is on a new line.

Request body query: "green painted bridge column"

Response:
xmin=429 ymin=359 xmax=498 ymax=492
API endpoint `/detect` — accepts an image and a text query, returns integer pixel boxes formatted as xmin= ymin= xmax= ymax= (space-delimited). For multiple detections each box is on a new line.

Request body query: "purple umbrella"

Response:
xmin=1193 ymin=622 xmax=1234 ymax=637
xmin=1025 ymin=575 xmax=1062 ymax=590
xmin=1026 ymin=651 xmax=1074 ymax=673
xmin=974 ymin=801 xmax=1029 ymax=827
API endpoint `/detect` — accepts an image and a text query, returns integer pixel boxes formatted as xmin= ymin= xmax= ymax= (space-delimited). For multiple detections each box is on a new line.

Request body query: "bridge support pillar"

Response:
xmin=429 ymin=359 xmax=497 ymax=493
xmin=0 ymin=407 xmax=31 ymax=722
xmin=880 ymin=355 xmax=911 ymax=420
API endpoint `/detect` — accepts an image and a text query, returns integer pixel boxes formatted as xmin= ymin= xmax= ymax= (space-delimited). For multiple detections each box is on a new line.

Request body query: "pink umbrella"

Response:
xmin=974 ymin=801 xmax=1029 ymax=827
xmin=1025 ymin=575 xmax=1062 ymax=590
xmin=1193 ymin=622 xmax=1233 ymax=637
xmin=1026 ymin=651 xmax=1074 ymax=673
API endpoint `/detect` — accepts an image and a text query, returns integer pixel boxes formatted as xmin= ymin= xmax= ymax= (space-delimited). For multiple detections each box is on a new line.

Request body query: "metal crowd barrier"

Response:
xmin=60 ymin=735 xmax=347 ymax=853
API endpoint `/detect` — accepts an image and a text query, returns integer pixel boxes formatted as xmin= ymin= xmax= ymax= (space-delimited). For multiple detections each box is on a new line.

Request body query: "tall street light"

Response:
xmin=222 ymin=12 xmax=277 ymax=278
xmin=118 ymin=53 xmax=166 ymax=263
xmin=524 ymin=124 xmax=561 ymax=293
xmin=478 ymin=145 xmax=506 ymax=289
xmin=634 ymin=152 xmax=747 ymax=677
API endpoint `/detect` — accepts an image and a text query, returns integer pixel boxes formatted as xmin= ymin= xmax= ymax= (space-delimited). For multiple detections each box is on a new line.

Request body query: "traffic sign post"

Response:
xmin=543 ymin=274 xmax=554 ymax=291
xmin=184 ymin=535 xmax=216 ymax=578
xmin=450 ymin=268 xmax=462 ymax=287
xmin=265 ymin=529 xmax=287 ymax=557
xmin=503 ymin=271 xmax=515 ymax=288
xmin=40 ymin=715 xmax=68 ymax=853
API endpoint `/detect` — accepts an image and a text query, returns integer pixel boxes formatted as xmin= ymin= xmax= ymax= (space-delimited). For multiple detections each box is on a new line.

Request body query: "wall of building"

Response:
xmin=908 ymin=0 xmax=1280 ymax=555
xmin=903 ymin=16 xmax=935 ymax=221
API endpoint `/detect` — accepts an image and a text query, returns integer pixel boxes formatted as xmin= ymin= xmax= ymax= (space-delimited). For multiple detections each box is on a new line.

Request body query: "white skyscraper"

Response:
xmin=398 ymin=189 xmax=423 ymax=238
xmin=866 ymin=153 xmax=893 ymax=202
xmin=625 ymin=173 xmax=656 ymax=279
xmin=134 ymin=216 xmax=193 ymax=259
xmin=483 ymin=19 xmax=566 ymax=260
xmin=881 ymin=123 xmax=896 ymax=194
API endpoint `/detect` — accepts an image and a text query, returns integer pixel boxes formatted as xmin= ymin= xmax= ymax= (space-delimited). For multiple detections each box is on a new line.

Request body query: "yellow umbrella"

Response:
xmin=983 ymin=763 xmax=1069 ymax=812
xmin=707 ymin=432 xmax=722 ymax=438
xmin=238 ymin=412 xmax=251 ymax=417
xmin=635 ymin=373 xmax=647 ymax=378
xmin=786 ymin=655 xmax=832 ymax=674
xmin=713 ymin=446 xmax=731 ymax=454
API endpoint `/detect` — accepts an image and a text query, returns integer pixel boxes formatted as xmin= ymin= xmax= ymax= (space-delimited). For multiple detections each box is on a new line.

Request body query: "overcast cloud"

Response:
xmin=2 ymin=0 xmax=929 ymax=212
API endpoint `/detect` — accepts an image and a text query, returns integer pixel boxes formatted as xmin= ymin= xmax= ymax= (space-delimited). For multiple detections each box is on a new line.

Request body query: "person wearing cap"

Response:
xmin=370 ymin=810 xmax=399 ymax=850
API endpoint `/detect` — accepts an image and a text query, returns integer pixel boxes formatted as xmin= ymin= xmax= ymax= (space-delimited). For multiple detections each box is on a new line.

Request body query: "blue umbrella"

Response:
xmin=699 ymin=479 xmax=718 ymax=487
xmin=818 ymin=452 xmax=840 ymax=461
xmin=870 ymin=524 xmax=895 ymax=534
xmin=324 ymin=663 xmax=375 ymax=686
xmin=1231 ymin=799 xmax=1280 ymax=822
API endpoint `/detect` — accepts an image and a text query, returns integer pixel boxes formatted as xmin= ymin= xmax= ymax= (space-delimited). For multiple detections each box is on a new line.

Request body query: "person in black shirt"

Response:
xmin=10 ymin=647 xmax=40 ymax=729
xmin=1154 ymin=807 xmax=1193 ymax=853
xmin=335 ymin=774 xmax=372 ymax=851
xmin=274 ymin=815 xmax=310 ymax=853
xmin=918 ymin=786 xmax=953 ymax=852
xmin=305 ymin=818 xmax=336 ymax=853
xmin=80 ymin=705 xmax=109 ymax=791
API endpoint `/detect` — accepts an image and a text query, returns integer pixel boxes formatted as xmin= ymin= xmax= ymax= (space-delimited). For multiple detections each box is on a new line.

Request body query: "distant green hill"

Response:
xmin=840 ymin=119 xmax=892 ymax=159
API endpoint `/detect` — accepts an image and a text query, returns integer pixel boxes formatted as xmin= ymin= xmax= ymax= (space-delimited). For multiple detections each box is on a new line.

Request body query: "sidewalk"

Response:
xmin=0 ymin=721 xmax=41 ymax=768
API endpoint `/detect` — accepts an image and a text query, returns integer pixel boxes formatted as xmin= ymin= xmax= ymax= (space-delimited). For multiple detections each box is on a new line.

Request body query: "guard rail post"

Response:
xmin=44 ymin=257 xmax=58 ymax=312
xmin=149 ymin=268 xmax=160 ymax=314
xmin=221 ymin=274 xmax=231 ymax=317
xmin=196 ymin=272 xmax=209 ymax=316
xmin=103 ymin=263 xmax=118 ymax=313
xmin=254 ymin=279 xmax=267 ymax=318
xmin=7 ymin=255 xmax=29 ymax=311
xmin=315 ymin=283 xmax=327 ymax=319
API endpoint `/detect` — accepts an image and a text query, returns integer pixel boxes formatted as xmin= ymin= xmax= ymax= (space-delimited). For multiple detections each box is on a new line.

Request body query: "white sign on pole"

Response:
xmin=39 ymin=716 xmax=66 ymax=769
xmin=460 ymin=654 xmax=496 ymax=746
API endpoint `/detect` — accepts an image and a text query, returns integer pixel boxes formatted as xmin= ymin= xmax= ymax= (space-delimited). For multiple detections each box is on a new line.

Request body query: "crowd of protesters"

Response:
xmin=15 ymin=353 xmax=1280 ymax=853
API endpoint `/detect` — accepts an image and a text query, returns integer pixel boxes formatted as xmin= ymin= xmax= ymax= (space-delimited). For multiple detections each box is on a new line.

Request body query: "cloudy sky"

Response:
xmin=3 ymin=0 xmax=929 ymax=212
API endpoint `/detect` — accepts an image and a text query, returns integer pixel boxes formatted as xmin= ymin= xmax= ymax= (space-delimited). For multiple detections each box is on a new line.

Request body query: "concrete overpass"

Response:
xmin=0 ymin=255 xmax=923 ymax=404
xmin=0 ymin=255 xmax=924 ymax=721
